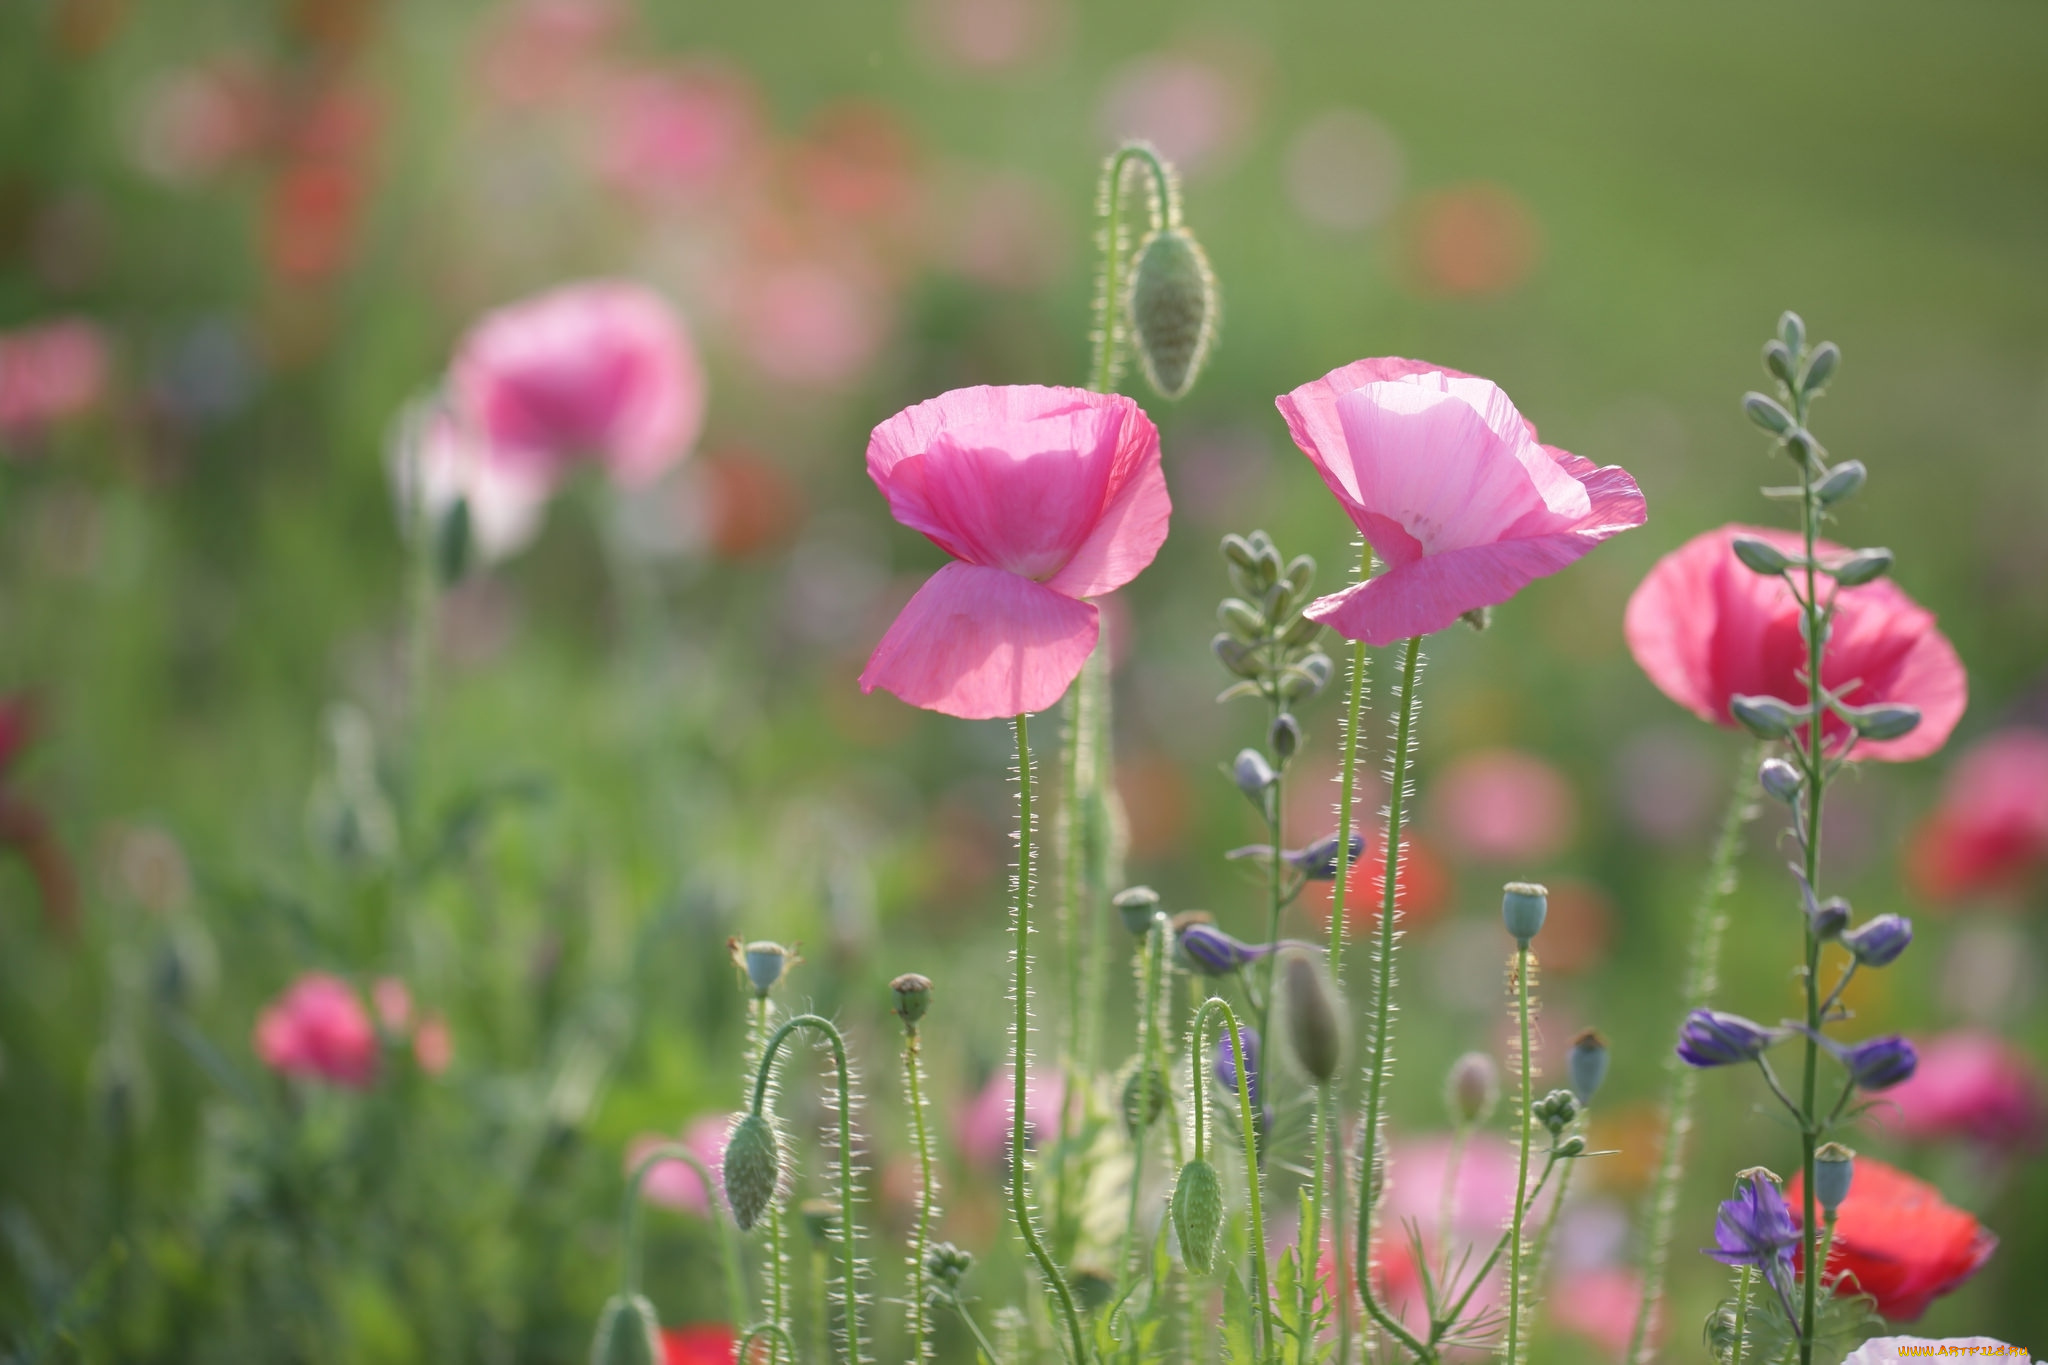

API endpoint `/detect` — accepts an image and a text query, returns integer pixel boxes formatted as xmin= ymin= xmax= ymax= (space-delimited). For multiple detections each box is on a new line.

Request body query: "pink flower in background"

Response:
xmin=129 ymin=59 xmax=273 ymax=185
xmin=389 ymin=404 xmax=551 ymax=566
xmin=628 ymin=1115 xmax=732 ymax=1215
xmin=1370 ymin=1134 xmax=1558 ymax=1333
xmin=955 ymin=1066 xmax=1065 ymax=1166
xmin=371 ymin=976 xmax=413 ymax=1032
xmin=1397 ymin=183 xmax=1542 ymax=298
xmin=1550 ymin=1267 xmax=1643 ymax=1360
xmin=1284 ymin=108 xmax=1404 ymax=233
xmin=1277 ymin=360 xmax=1646 ymax=645
xmin=413 ymin=1014 xmax=453 ymax=1075
xmin=911 ymin=0 xmax=1067 ymax=72
xmin=1098 ymin=54 xmax=1247 ymax=176
xmin=476 ymin=0 xmax=624 ymax=106
xmin=1878 ymin=1030 xmax=2044 ymax=1153
xmin=1625 ymin=524 xmax=1966 ymax=762
xmin=860 ymin=385 xmax=1169 ymax=718
xmin=731 ymin=258 xmax=887 ymax=389
xmin=253 ymin=973 xmax=377 ymax=1088
xmin=0 ymin=318 xmax=109 ymax=445
xmin=595 ymin=63 xmax=759 ymax=203
xmin=794 ymin=102 xmax=921 ymax=226
xmin=451 ymin=281 xmax=705 ymax=488
xmin=1431 ymin=748 xmax=1577 ymax=863
xmin=1905 ymin=728 xmax=2048 ymax=902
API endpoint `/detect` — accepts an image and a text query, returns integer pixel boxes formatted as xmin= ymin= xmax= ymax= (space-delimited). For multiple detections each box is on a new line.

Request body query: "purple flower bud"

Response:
xmin=1758 ymin=757 xmax=1804 ymax=803
xmin=1176 ymin=923 xmax=1270 ymax=976
xmin=1214 ymin=1025 xmax=1263 ymax=1113
xmin=1835 ymin=1034 xmax=1918 ymax=1091
xmin=1842 ymin=913 xmax=1912 ymax=968
xmin=1677 ymin=1009 xmax=1781 ymax=1068
xmin=1808 ymin=896 xmax=1851 ymax=941
xmin=1233 ymin=748 xmax=1277 ymax=805
xmin=1284 ymin=831 xmax=1364 ymax=880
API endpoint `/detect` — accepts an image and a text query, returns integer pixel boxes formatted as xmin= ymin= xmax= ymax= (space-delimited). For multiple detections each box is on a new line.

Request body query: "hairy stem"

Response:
xmin=1730 ymin=1266 xmax=1755 ymax=1365
xmin=1327 ymin=582 xmax=1368 ymax=1365
xmin=1192 ymin=998 xmax=1271 ymax=1361
xmin=1505 ymin=946 xmax=1535 ymax=1365
xmin=905 ymin=1024 xmax=937 ymax=1365
xmin=1122 ymin=912 xmax=1169 ymax=1282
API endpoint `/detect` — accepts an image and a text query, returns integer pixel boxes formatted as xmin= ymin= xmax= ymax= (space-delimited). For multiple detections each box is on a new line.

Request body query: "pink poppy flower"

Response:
xmin=1905 ymin=728 xmax=2048 ymax=902
xmin=1625 ymin=524 xmax=1965 ymax=762
xmin=1550 ymin=1267 xmax=1642 ymax=1360
xmin=0 ymin=318 xmax=110 ymax=445
xmin=1430 ymin=747 xmax=1577 ymax=863
xmin=389 ymin=405 xmax=550 ymax=566
xmin=955 ymin=1066 xmax=1065 ymax=1166
xmin=1277 ymin=360 xmax=1645 ymax=645
xmin=253 ymin=972 xmax=377 ymax=1089
xmin=450 ymin=281 xmax=705 ymax=489
xmin=594 ymin=63 xmax=758 ymax=204
xmin=1877 ymin=1030 xmax=2044 ymax=1153
xmin=859 ymin=385 xmax=1169 ymax=719
xmin=628 ymin=1114 xmax=733 ymax=1216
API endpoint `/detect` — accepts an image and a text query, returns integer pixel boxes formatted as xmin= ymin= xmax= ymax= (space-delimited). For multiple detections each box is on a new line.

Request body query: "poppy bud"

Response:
xmin=589 ymin=1292 xmax=663 ymax=1365
xmin=1269 ymin=713 xmax=1301 ymax=763
xmin=1501 ymin=882 xmax=1548 ymax=947
xmin=1763 ymin=338 xmax=1797 ymax=385
xmin=1568 ymin=1030 xmax=1609 ymax=1106
xmin=1445 ymin=1051 xmax=1500 ymax=1127
xmin=1233 ymin=748 xmax=1277 ymax=805
xmin=1121 ymin=1061 xmax=1169 ymax=1135
xmin=1845 ymin=702 xmax=1921 ymax=741
xmin=1277 ymin=947 xmax=1345 ymax=1084
xmin=1731 ymin=535 xmax=1794 ymax=575
xmin=722 ymin=1112 xmax=781 ymax=1232
xmin=1842 ymin=913 xmax=1912 ymax=968
xmin=1799 ymin=341 xmax=1840 ymax=395
xmin=1743 ymin=392 xmax=1795 ymax=435
xmin=1677 ymin=1009 xmax=1780 ymax=1068
xmin=1729 ymin=694 xmax=1805 ymax=739
xmin=1170 ymin=1158 xmax=1224 ymax=1272
xmin=1814 ymin=1142 xmax=1855 ymax=1218
xmin=1758 ymin=757 xmax=1804 ymax=804
xmin=1129 ymin=226 xmax=1217 ymax=400
xmin=891 ymin=972 xmax=932 ymax=1025
xmin=1816 ymin=460 xmax=1867 ymax=506
xmin=1113 ymin=885 xmax=1162 ymax=937
xmin=731 ymin=939 xmax=797 ymax=998
xmin=1832 ymin=547 xmax=1893 ymax=587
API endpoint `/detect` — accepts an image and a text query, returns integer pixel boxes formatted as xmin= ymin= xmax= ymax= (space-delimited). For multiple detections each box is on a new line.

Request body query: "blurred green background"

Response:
xmin=2 ymin=0 xmax=2045 ymax=1359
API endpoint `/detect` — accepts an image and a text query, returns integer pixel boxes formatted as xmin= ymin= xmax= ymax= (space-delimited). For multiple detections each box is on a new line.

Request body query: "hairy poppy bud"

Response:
xmin=722 ymin=1112 xmax=781 ymax=1232
xmin=1501 ymin=882 xmax=1548 ymax=947
xmin=589 ymin=1292 xmax=663 ymax=1365
xmin=1171 ymin=1158 xmax=1224 ymax=1272
xmin=1129 ymin=227 xmax=1217 ymax=400
xmin=891 ymin=972 xmax=932 ymax=1025
xmin=1121 ymin=1061 xmax=1169 ymax=1135
xmin=1568 ymin=1030 xmax=1609 ymax=1106
xmin=1113 ymin=885 xmax=1162 ymax=937
xmin=1446 ymin=1051 xmax=1500 ymax=1127
xmin=1814 ymin=1142 xmax=1855 ymax=1218
xmin=1276 ymin=947 xmax=1344 ymax=1084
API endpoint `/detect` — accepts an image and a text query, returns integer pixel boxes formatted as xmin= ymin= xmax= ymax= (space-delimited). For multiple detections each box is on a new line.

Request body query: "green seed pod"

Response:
xmin=1276 ymin=947 xmax=1344 ymax=1084
xmin=1128 ymin=227 xmax=1217 ymax=400
xmin=1814 ymin=1142 xmax=1855 ymax=1217
xmin=589 ymin=1292 xmax=663 ymax=1365
xmin=722 ymin=1112 xmax=781 ymax=1232
xmin=1730 ymin=535 xmax=1793 ymax=576
xmin=1800 ymin=341 xmax=1840 ymax=395
xmin=1762 ymin=339 xmax=1797 ymax=386
xmin=1816 ymin=459 xmax=1867 ymax=505
xmin=1121 ymin=1061 xmax=1169 ymax=1134
xmin=1501 ymin=882 xmax=1549 ymax=947
xmin=1832 ymin=547 xmax=1893 ymax=587
xmin=1743 ymin=392 xmax=1794 ymax=435
xmin=1219 ymin=598 xmax=1266 ymax=643
xmin=1113 ymin=885 xmax=1163 ymax=937
xmin=891 ymin=972 xmax=932 ymax=1025
xmin=1171 ymin=1158 xmax=1224 ymax=1272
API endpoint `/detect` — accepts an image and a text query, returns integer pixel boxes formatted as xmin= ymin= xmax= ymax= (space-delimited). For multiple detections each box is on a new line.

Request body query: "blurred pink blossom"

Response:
xmin=1284 ymin=109 xmax=1404 ymax=232
xmin=594 ymin=63 xmax=759 ymax=204
xmin=794 ymin=102 xmax=922 ymax=228
xmin=1431 ymin=748 xmax=1577 ymax=863
xmin=476 ymin=0 xmax=625 ymax=107
xmin=730 ymin=259 xmax=887 ymax=389
xmin=451 ymin=281 xmax=705 ymax=488
xmin=414 ymin=1014 xmax=454 ymax=1075
xmin=936 ymin=169 xmax=1066 ymax=290
xmin=1397 ymin=183 xmax=1542 ymax=298
xmin=1550 ymin=1267 xmax=1642 ymax=1360
xmin=390 ymin=404 xmax=551 ymax=566
xmin=0 ymin=319 xmax=110 ymax=447
xmin=253 ymin=973 xmax=377 ymax=1089
xmin=1098 ymin=54 xmax=1247 ymax=176
xmin=1877 ymin=1030 xmax=2044 ymax=1153
xmin=129 ymin=59 xmax=273 ymax=185
xmin=371 ymin=976 xmax=413 ymax=1033
xmin=629 ymin=1114 xmax=735 ymax=1215
xmin=955 ymin=1067 xmax=1065 ymax=1166
xmin=1906 ymin=728 xmax=2048 ymax=904
xmin=1371 ymin=1133 xmax=1559 ymax=1336
xmin=910 ymin=0 xmax=1067 ymax=71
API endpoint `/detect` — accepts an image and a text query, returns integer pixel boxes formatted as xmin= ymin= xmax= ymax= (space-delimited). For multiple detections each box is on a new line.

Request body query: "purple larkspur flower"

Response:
xmin=1705 ymin=1170 xmax=1802 ymax=1328
xmin=1677 ymin=1009 xmax=1780 ymax=1068
xmin=1835 ymin=1034 xmax=1919 ymax=1091
xmin=1842 ymin=913 xmax=1913 ymax=968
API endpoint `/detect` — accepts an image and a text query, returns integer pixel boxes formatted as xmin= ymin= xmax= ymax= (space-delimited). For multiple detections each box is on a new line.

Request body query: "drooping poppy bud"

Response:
xmin=722 ymin=1112 xmax=781 ymax=1232
xmin=1128 ymin=227 xmax=1217 ymax=400
xmin=1171 ymin=1157 xmax=1224 ymax=1272
xmin=589 ymin=1292 xmax=663 ymax=1365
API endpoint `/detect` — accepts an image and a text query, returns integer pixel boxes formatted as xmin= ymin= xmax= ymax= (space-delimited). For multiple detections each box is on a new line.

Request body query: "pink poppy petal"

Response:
xmin=868 ymin=383 xmax=1107 ymax=483
xmin=898 ymin=409 xmax=1123 ymax=578
xmin=1043 ymin=416 xmax=1169 ymax=598
xmin=1306 ymin=529 xmax=1602 ymax=645
xmin=860 ymin=562 xmax=1098 ymax=718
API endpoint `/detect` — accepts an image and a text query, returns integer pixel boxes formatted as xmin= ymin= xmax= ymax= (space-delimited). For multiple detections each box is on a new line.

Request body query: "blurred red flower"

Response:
xmin=1876 ymin=1030 xmax=2044 ymax=1154
xmin=1398 ymin=183 xmax=1541 ymax=297
xmin=660 ymin=1323 xmax=739 ymax=1365
xmin=1304 ymin=829 xmax=1450 ymax=937
xmin=0 ymin=318 xmax=109 ymax=446
xmin=1626 ymin=524 xmax=1967 ymax=763
xmin=1789 ymin=1156 xmax=1996 ymax=1320
xmin=1905 ymin=728 xmax=2048 ymax=903
xmin=253 ymin=973 xmax=378 ymax=1089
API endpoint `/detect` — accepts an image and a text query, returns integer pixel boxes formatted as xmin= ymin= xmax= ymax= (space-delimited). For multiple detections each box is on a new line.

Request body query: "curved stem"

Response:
xmin=1626 ymin=749 xmax=1761 ymax=1365
xmin=741 ymin=1322 xmax=801 ymax=1365
xmin=1506 ymin=945 xmax=1536 ymax=1365
xmin=749 ymin=1015 xmax=864 ymax=1365
xmin=1010 ymin=713 xmax=1090 ymax=1365
xmin=1191 ymin=997 xmax=1271 ymax=1360
xmin=622 ymin=1144 xmax=748 ymax=1329
xmin=1353 ymin=634 xmax=1432 ymax=1363
xmin=950 ymin=1300 xmax=1007 ymax=1365
xmin=905 ymin=1024 xmax=937 ymax=1365
xmin=1091 ymin=144 xmax=1175 ymax=396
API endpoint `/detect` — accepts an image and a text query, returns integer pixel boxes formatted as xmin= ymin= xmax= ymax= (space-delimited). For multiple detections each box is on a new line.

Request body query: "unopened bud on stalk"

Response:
xmin=589 ymin=1293 xmax=663 ymax=1365
xmin=1501 ymin=882 xmax=1548 ymax=947
xmin=1212 ymin=633 xmax=1260 ymax=679
xmin=1568 ymin=1030 xmax=1609 ymax=1106
xmin=1842 ymin=913 xmax=1912 ymax=968
xmin=1534 ymin=1088 xmax=1579 ymax=1135
xmin=1816 ymin=460 xmax=1867 ymax=506
xmin=1731 ymin=535 xmax=1794 ymax=575
xmin=1778 ymin=311 xmax=1806 ymax=355
xmin=1171 ymin=1158 xmax=1224 ymax=1272
xmin=925 ymin=1241 xmax=974 ymax=1289
xmin=1832 ymin=547 xmax=1893 ymax=587
xmin=1557 ymin=1134 xmax=1588 ymax=1158
xmin=1113 ymin=885 xmax=1162 ymax=938
xmin=1233 ymin=748 xmax=1277 ymax=804
xmin=1129 ymin=226 xmax=1217 ymax=400
xmin=1800 ymin=341 xmax=1840 ymax=395
xmin=730 ymin=939 xmax=799 ymax=998
xmin=1758 ymin=758 xmax=1804 ymax=803
xmin=1121 ymin=1061 xmax=1169 ymax=1135
xmin=1763 ymin=339 xmax=1797 ymax=385
xmin=1845 ymin=702 xmax=1922 ymax=741
xmin=1815 ymin=1142 xmax=1855 ymax=1218
xmin=1743 ymin=392 xmax=1795 ymax=435
xmin=1277 ymin=947 xmax=1345 ymax=1084
xmin=1269 ymin=713 xmax=1301 ymax=763
xmin=1808 ymin=896 xmax=1852 ymax=941
xmin=891 ymin=972 xmax=932 ymax=1025
xmin=1729 ymin=694 xmax=1806 ymax=740
xmin=722 ymin=1112 xmax=781 ymax=1232
xmin=1446 ymin=1051 xmax=1500 ymax=1127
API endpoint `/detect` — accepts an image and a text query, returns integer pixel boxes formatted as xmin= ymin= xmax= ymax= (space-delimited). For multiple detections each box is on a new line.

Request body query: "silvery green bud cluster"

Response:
xmin=1213 ymin=530 xmax=1331 ymax=716
xmin=1170 ymin=1157 xmax=1224 ymax=1272
xmin=1533 ymin=1088 xmax=1579 ymax=1136
xmin=924 ymin=1241 xmax=974 ymax=1292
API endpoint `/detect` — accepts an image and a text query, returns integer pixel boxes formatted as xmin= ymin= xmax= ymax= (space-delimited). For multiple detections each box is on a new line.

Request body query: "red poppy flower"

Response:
xmin=1788 ymin=1156 xmax=1995 ymax=1320
xmin=661 ymin=1323 xmax=740 ymax=1365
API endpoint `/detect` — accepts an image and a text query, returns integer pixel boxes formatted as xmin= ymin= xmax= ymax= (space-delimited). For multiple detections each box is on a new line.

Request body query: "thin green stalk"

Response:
xmin=952 ymin=1300 xmax=1007 ymax=1365
xmin=622 ymin=1144 xmax=748 ymax=1329
xmin=1122 ymin=912 xmax=1169 ymax=1282
xmin=1010 ymin=712 xmax=1090 ymax=1365
xmin=1627 ymin=747 xmax=1761 ymax=1365
xmin=1328 ymin=589 xmax=1368 ymax=1365
xmin=1504 ymin=945 xmax=1536 ymax=1364
xmin=1192 ymin=998 xmax=1271 ymax=1362
xmin=1436 ymin=1126 xmax=1468 ymax=1260
xmin=748 ymin=995 xmax=790 ymax=1365
xmin=812 ymin=1243 xmax=832 ymax=1365
xmin=751 ymin=1015 xmax=865 ymax=1365
xmin=1526 ymin=1152 xmax=1576 ymax=1303
xmin=1796 ymin=380 xmax=1826 ymax=1365
xmin=1430 ymin=1152 xmax=1561 ymax=1343
xmin=905 ymin=1023 xmax=938 ymax=1365
xmin=1300 ymin=1079 xmax=1332 ymax=1364
xmin=1729 ymin=1266 xmax=1755 ymax=1365
xmin=1353 ymin=634 xmax=1432 ymax=1363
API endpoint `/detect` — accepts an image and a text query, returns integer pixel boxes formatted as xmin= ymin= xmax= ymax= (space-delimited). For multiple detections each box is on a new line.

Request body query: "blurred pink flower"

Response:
xmin=1277 ymin=360 xmax=1646 ymax=645
xmin=1877 ymin=1030 xmax=2043 ymax=1153
xmin=794 ymin=102 xmax=921 ymax=226
xmin=936 ymin=169 xmax=1066 ymax=290
xmin=451 ymin=281 xmax=705 ymax=488
xmin=731 ymin=258 xmax=888 ymax=389
xmin=860 ymin=385 xmax=1169 ymax=718
xmin=253 ymin=973 xmax=377 ymax=1089
xmin=1284 ymin=108 xmax=1404 ymax=233
xmin=414 ymin=1014 xmax=454 ymax=1075
xmin=371 ymin=976 xmax=412 ymax=1032
xmin=1626 ymin=524 xmax=1966 ymax=763
xmin=0 ymin=318 xmax=110 ymax=445
xmin=955 ymin=1066 xmax=1065 ymax=1166
xmin=1905 ymin=728 xmax=2048 ymax=903
xmin=594 ymin=63 xmax=759 ymax=203
xmin=629 ymin=1115 xmax=733 ymax=1215
xmin=476 ymin=0 xmax=624 ymax=106
xmin=1550 ymin=1267 xmax=1642 ymax=1360
xmin=129 ymin=59 xmax=273 ymax=185
xmin=390 ymin=404 xmax=551 ymax=565
xmin=1098 ymin=54 xmax=1246 ymax=176
xmin=910 ymin=0 xmax=1067 ymax=71
xmin=1431 ymin=748 xmax=1577 ymax=863
xmin=1398 ymin=183 xmax=1542 ymax=298
xmin=1371 ymin=1133 xmax=1558 ymax=1335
